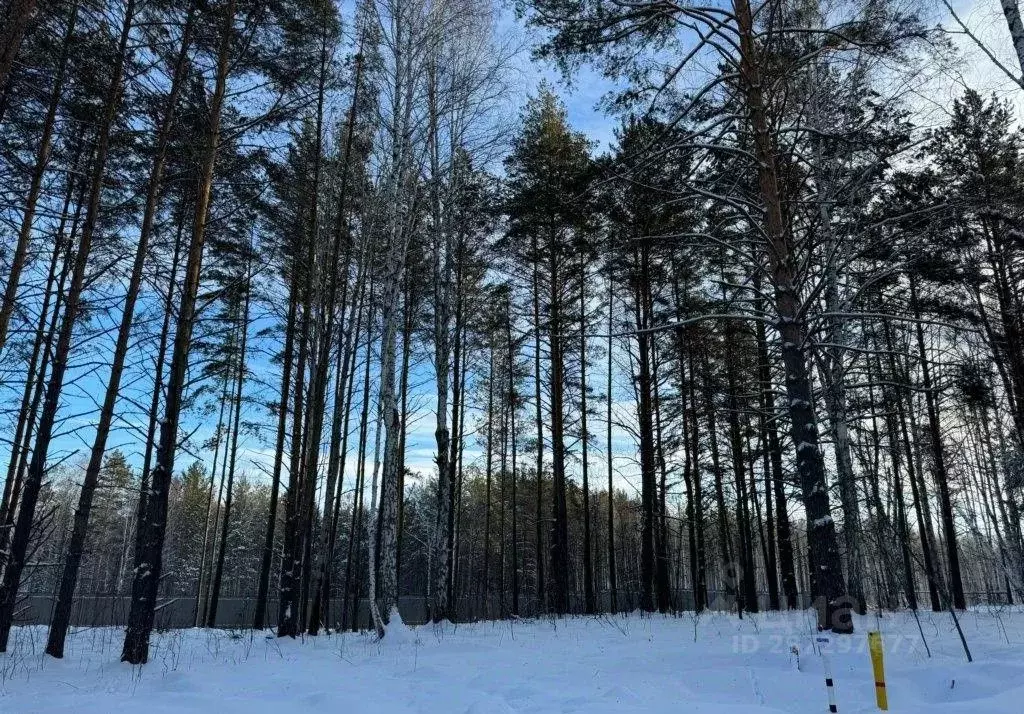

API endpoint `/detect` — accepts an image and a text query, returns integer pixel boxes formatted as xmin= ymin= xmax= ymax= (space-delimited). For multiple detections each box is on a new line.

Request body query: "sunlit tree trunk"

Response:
xmin=121 ymin=0 xmax=237 ymax=663
xmin=45 ymin=7 xmax=196 ymax=657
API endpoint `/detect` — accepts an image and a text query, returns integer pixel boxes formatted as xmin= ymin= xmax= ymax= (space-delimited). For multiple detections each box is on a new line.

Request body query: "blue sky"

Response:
xmin=4 ymin=0 xmax=1023 ymax=508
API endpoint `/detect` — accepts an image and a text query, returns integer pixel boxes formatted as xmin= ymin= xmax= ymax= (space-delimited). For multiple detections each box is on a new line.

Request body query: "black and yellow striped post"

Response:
xmin=868 ymin=631 xmax=888 ymax=710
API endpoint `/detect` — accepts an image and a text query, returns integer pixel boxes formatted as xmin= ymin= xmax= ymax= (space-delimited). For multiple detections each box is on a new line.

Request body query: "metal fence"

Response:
xmin=15 ymin=590 xmax=815 ymax=630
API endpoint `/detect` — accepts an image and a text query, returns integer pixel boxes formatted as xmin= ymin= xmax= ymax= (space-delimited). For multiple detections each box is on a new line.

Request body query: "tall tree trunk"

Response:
xmin=758 ymin=420 xmax=780 ymax=611
xmin=277 ymin=238 xmax=312 ymax=638
xmin=605 ymin=275 xmax=617 ymax=613
xmin=547 ymin=231 xmax=569 ymax=616
xmin=498 ymin=394 xmax=509 ymax=618
xmin=0 ymin=2 xmax=78 ymax=357
xmin=980 ymin=403 xmax=1024 ymax=590
xmin=726 ymin=338 xmax=758 ymax=614
xmin=0 ymin=0 xmax=136 ymax=652
xmin=1001 ymin=0 xmax=1024 ymax=78
xmin=45 ymin=7 xmax=195 ymax=657
xmin=206 ymin=266 xmax=251 ymax=627
xmin=365 ymin=380 xmax=386 ymax=637
xmin=883 ymin=319 xmax=941 ymax=610
xmin=121 ymin=0 xmax=235 ymax=663
xmin=452 ymin=345 xmax=468 ymax=616
xmin=822 ymin=352 xmax=866 ymax=614
xmin=680 ymin=362 xmax=699 ymax=609
xmin=878 ymin=354 xmax=918 ymax=610
xmin=684 ymin=346 xmax=707 ymax=611
xmin=909 ymin=275 xmax=966 ymax=610
xmin=429 ymin=58 xmax=452 ymax=620
xmin=343 ymin=298 xmax=375 ymax=630
xmin=0 ymin=135 xmax=83 ymax=547
xmin=253 ymin=276 xmax=297 ymax=630
xmin=734 ymin=0 xmax=850 ymax=633
xmin=196 ymin=374 xmax=232 ymax=627
xmin=632 ymin=245 xmax=658 ymax=613
xmin=507 ymin=294 xmax=520 ymax=617
xmin=532 ymin=234 xmax=545 ymax=613
xmin=482 ymin=342 xmax=495 ymax=611
xmin=375 ymin=269 xmax=404 ymax=633
xmin=277 ymin=134 xmax=316 ymax=638
xmin=323 ymin=262 xmax=370 ymax=630
xmin=446 ymin=255 xmax=465 ymax=618
xmin=373 ymin=119 xmax=414 ymax=634
xmin=811 ymin=49 xmax=865 ymax=617
xmin=651 ymin=337 xmax=672 ymax=612
xmin=306 ymin=262 xmax=354 ymax=635
xmin=432 ymin=303 xmax=451 ymax=625
xmin=305 ymin=44 xmax=366 ymax=631
xmin=395 ymin=273 xmax=412 ymax=595
xmin=135 ymin=203 xmax=187 ymax=550
xmin=754 ymin=284 xmax=790 ymax=609
xmin=703 ymin=357 xmax=734 ymax=610
xmin=0 ymin=0 xmax=37 ymax=96
xmin=579 ymin=258 xmax=595 ymax=614
xmin=292 ymin=26 xmax=335 ymax=636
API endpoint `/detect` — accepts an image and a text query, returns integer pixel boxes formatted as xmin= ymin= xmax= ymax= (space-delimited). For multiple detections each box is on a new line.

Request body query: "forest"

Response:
xmin=0 ymin=0 xmax=1023 ymax=669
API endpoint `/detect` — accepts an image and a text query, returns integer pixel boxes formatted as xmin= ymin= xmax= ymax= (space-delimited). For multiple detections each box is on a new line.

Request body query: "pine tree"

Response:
xmin=504 ymin=88 xmax=593 ymax=615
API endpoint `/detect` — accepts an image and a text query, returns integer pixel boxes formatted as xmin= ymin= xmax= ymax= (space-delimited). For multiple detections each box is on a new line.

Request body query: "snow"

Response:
xmin=2 ymin=608 xmax=1024 ymax=713
xmin=380 ymin=607 xmax=419 ymax=646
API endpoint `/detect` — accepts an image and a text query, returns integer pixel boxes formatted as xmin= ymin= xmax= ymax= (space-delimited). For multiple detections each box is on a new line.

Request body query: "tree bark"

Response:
xmin=632 ymin=244 xmax=657 ymax=612
xmin=725 ymin=335 xmax=758 ymax=614
xmin=0 ymin=135 xmax=83 ymax=550
xmin=45 ymin=6 xmax=195 ymax=657
xmin=206 ymin=266 xmax=251 ymax=627
xmin=0 ymin=0 xmax=136 ymax=652
xmin=0 ymin=0 xmax=37 ymax=96
xmin=684 ymin=346 xmax=707 ymax=611
xmin=532 ymin=234 xmax=545 ymax=613
xmin=507 ymin=293 xmax=521 ymax=616
xmin=734 ymin=0 xmax=850 ymax=632
xmin=754 ymin=284 xmax=795 ymax=609
xmin=121 ymin=0 xmax=236 ymax=663
xmin=1002 ymin=0 xmax=1024 ymax=79
xmin=579 ymin=258 xmax=595 ymax=614
xmin=547 ymin=229 xmax=569 ymax=616
xmin=253 ymin=273 xmax=297 ymax=630
xmin=909 ymin=275 xmax=967 ymax=610
xmin=0 ymin=1 xmax=78 ymax=357
xmin=605 ymin=275 xmax=617 ymax=612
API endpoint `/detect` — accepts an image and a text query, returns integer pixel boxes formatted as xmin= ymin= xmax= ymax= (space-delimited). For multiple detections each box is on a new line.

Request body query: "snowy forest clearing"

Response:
xmin=1 ymin=610 xmax=1022 ymax=713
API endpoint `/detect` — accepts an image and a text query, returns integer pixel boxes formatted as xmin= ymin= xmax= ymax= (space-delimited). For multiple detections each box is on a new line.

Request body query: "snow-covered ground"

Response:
xmin=2 ymin=607 xmax=1022 ymax=713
